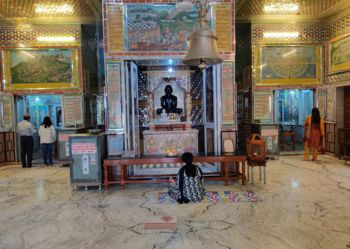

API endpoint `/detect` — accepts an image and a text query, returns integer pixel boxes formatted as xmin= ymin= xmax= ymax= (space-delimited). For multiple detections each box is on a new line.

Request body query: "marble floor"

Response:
xmin=0 ymin=155 xmax=350 ymax=249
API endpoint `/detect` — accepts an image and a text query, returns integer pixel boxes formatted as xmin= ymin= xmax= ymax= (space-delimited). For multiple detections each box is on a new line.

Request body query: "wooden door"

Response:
xmin=5 ymin=132 xmax=15 ymax=162
xmin=0 ymin=133 xmax=5 ymax=163
xmin=345 ymin=87 xmax=350 ymax=128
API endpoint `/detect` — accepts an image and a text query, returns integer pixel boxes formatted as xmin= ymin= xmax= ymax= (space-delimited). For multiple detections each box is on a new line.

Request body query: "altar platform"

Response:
xmin=143 ymin=122 xmax=198 ymax=156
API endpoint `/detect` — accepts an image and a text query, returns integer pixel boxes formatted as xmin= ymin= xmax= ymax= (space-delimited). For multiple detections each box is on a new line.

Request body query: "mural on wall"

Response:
xmin=2 ymin=49 xmax=80 ymax=90
xmin=329 ymin=34 xmax=350 ymax=74
xmin=317 ymin=89 xmax=327 ymax=119
xmin=254 ymin=45 xmax=322 ymax=85
xmin=221 ymin=62 xmax=235 ymax=127
xmin=63 ymin=95 xmax=83 ymax=127
xmin=106 ymin=63 xmax=123 ymax=131
xmin=125 ymin=5 xmax=203 ymax=51
xmin=253 ymin=90 xmax=272 ymax=122
xmin=325 ymin=87 xmax=336 ymax=122
xmin=10 ymin=49 xmax=72 ymax=84
xmin=0 ymin=94 xmax=13 ymax=130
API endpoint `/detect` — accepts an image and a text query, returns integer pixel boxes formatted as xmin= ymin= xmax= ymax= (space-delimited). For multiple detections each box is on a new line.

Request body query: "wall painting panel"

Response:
xmin=317 ymin=89 xmax=327 ymax=119
xmin=124 ymin=5 xmax=203 ymax=51
xmin=253 ymin=90 xmax=272 ymax=122
xmin=215 ymin=3 xmax=232 ymax=52
xmin=63 ymin=95 xmax=84 ymax=127
xmin=325 ymin=87 xmax=336 ymax=122
xmin=3 ymin=95 xmax=12 ymax=130
xmin=106 ymin=63 xmax=123 ymax=131
xmin=2 ymin=48 xmax=80 ymax=91
xmin=254 ymin=45 xmax=322 ymax=86
xmin=221 ymin=62 xmax=235 ymax=127
xmin=107 ymin=4 xmax=124 ymax=51
xmin=0 ymin=95 xmax=13 ymax=130
xmin=329 ymin=34 xmax=350 ymax=74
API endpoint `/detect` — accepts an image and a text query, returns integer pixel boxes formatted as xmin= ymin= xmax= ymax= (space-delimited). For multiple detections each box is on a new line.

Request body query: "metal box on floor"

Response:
xmin=252 ymin=123 xmax=279 ymax=159
xmin=57 ymin=128 xmax=85 ymax=161
xmin=69 ymin=133 xmax=105 ymax=190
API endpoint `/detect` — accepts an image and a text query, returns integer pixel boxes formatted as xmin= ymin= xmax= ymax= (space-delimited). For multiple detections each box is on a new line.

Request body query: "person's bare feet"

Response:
xmin=168 ymin=177 xmax=175 ymax=183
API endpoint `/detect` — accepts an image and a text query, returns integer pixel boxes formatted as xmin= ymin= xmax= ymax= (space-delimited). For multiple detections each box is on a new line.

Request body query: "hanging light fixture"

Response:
xmin=183 ymin=0 xmax=223 ymax=69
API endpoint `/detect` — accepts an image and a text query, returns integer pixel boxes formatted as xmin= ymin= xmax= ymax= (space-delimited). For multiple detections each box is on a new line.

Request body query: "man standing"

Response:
xmin=17 ymin=114 xmax=36 ymax=168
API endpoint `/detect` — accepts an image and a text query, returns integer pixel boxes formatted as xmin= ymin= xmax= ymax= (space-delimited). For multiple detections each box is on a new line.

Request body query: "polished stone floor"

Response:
xmin=0 ymin=155 xmax=350 ymax=249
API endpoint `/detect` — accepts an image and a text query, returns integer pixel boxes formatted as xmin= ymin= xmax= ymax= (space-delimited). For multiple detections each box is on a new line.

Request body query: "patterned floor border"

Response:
xmin=159 ymin=191 xmax=262 ymax=204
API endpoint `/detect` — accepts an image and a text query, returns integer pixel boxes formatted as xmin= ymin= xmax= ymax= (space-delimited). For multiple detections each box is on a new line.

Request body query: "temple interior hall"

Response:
xmin=0 ymin=0 xmax=350 ymax=249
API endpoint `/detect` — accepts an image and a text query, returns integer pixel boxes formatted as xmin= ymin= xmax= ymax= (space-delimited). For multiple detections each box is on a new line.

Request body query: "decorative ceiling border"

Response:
xmin=0 ymin=24 xmax=81 ymax=47
xmin=252 ymin=23 xmax=328 ymax=43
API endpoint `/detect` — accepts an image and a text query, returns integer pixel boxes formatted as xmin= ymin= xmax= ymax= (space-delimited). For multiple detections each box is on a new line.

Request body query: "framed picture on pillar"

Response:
xmin=329 ymin=34 xmax=350 ymax=74
xmin=105 ymin=63 xmax=124 ymax=131
xmin=221 ymin=131 xmax=236 ymax=153
xmin=254 ymin=45 xmax=322 ymax=86
xmin=1 ymin=48 xmax=81 ymax=91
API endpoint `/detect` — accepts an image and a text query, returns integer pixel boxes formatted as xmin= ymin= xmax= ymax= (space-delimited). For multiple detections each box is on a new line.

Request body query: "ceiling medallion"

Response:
xmin=35 ymin=4 xmax=74 ymax=14
xmin=263 ymin=1 xmax=299 ymax=14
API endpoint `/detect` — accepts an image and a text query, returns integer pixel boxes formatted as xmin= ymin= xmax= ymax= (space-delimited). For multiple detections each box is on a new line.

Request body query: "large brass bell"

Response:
xmin=183 ymin=1 xmax=223 ymax=69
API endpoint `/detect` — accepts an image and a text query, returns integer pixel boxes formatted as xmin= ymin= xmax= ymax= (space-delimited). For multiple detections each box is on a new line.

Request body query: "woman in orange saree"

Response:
xmin=303 ymin=107 xmax=325 ymax=161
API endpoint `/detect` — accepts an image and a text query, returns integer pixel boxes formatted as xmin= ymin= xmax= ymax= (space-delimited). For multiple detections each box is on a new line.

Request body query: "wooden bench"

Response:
xmin=103 ymin=154 xmax=246 ymax=190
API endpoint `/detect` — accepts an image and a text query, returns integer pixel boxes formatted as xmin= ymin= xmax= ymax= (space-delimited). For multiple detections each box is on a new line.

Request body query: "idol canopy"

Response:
xmin=183 ymin=0 xmax=223 ymax=69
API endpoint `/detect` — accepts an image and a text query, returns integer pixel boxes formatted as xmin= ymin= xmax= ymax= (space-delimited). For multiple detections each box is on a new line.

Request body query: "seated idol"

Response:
xmin=156 ymin=85 xmax=183 ymax=115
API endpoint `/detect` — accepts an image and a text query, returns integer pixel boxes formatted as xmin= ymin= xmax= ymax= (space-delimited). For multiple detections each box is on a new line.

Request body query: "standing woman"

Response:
xmin=303 ymin=107 xmax=325 ymax=161
xmin=39 ymin=116 xmax=56 ymax=166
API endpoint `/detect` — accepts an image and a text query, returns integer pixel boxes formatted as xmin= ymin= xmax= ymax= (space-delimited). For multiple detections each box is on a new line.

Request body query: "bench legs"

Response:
xmin=104 ymin=165 xmax=109 ymax=190
xmin=224 ymin=162 xmax=228 ymax=185
xmin=104 ymin=165 xmax=127 ymax=190
xmin=121 ymin=165 xmax=127 ymax=189
xmin=248 ymin=164 xmax=266 ymax=184
xmin=242 ymin=161 xmax=246 ymax=185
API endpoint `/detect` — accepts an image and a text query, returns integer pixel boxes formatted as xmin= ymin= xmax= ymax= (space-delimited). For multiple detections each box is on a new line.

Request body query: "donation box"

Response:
xmin=57 ymin=128 xmax=85 ymax=161
xmin=252 ymin=123 xmax=279 ymax=159
xmin=69 ymin=133 xmax=105 ymax=190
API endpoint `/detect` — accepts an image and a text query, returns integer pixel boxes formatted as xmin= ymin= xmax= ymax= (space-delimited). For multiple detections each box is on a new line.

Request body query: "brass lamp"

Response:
xmin=183 ymin=0 xmax=223 ymax=69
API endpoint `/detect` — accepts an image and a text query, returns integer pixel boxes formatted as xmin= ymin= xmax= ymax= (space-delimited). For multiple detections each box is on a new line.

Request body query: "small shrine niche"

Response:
xmin=142 ymin=71 xmax=198 ymax=156
xmin=146 ymin=73 xmax=191 ymax=124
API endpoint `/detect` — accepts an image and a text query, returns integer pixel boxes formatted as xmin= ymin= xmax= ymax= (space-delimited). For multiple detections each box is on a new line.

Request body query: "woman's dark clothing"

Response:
xmin=168 ymin=164 xmax=205 ymax=203
xmin=20 ymin=136 xmax=34 ymax=168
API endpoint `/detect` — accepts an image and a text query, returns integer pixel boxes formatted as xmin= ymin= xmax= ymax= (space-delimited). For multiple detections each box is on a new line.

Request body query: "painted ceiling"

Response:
xmin=236 ymin=0 xmax=350 ymax=21
xmin=0 ymin=0 xmax=101 ymax=24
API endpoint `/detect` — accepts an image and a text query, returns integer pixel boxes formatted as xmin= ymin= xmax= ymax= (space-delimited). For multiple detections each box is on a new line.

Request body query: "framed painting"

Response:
xmin=124 ymin=4 xmax=211 ymax=51
xmin=254 ymin=45 xmax=322 ymax=86
xmin=253 ymin=90 xmax=272 ymax=122
xmin=2 ymin=48 xmax=80 ymax=90
xmin=105 ymin=62 xmax=124 ymax=131
xmin=329 ymin=34 xmax=350 ymax=74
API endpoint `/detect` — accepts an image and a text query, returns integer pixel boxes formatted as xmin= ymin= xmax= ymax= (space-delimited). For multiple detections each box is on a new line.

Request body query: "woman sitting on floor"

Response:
xmin=168 ymin=152 xmax=205 ymax=204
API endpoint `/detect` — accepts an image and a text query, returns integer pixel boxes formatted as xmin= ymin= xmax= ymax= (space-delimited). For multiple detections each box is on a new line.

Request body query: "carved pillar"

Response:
xmin=148 ymin=92 xmax=154 ymax=120
xmin=186 ymin=74 xmax=191 ymax=122
xmin=186 ymin=93 xmax=191 ymax=122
